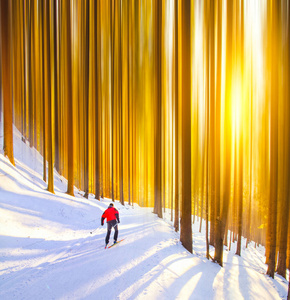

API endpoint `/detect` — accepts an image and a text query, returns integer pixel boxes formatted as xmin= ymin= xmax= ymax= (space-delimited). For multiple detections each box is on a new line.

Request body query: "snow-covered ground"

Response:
xmin=0 ymin=123 xmax=289 ymax=299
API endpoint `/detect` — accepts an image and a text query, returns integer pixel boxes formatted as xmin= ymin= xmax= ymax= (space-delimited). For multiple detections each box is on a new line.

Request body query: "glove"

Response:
xmin=101 ymin=223 xmax=104 ymax=226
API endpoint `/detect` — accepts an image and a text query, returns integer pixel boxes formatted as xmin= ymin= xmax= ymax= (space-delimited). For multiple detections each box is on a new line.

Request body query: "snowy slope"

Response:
xmin=0 ymin=124 xmax=289 ymax=300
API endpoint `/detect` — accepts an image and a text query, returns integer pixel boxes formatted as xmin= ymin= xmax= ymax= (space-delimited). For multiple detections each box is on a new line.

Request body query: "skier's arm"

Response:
xmin=101 ymin=211 xmax=106 ymax=225
xmin=115 ymin=210 xmax=120 ymax=223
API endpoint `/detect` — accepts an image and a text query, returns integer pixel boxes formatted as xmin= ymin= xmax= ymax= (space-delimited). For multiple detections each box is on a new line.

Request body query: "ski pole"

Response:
xmin=90 ymin=225 xmax=101 ymax=234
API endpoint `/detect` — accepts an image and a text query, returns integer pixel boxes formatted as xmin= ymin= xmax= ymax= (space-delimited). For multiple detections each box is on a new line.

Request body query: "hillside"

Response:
xmin=0 ymin=125 xmax=288 ymax=299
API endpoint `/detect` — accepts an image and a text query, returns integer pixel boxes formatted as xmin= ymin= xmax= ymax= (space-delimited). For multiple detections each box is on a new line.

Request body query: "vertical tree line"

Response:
xmin=1 ymin=0 xmax=15 ymax=166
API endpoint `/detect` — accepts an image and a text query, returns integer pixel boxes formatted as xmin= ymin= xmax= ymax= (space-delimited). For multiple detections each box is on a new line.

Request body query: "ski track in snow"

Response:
xmin=0 ymin=124 xmax=289 ymax=300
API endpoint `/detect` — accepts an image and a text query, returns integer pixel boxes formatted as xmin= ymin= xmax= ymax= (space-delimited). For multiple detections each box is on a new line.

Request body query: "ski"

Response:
xmin=108 ymin=239 xmax=125 ymax=249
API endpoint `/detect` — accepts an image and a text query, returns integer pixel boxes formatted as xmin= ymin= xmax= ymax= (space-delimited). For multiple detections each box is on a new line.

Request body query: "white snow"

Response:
xmin=0 ymin=123 xmax=288 ymax=299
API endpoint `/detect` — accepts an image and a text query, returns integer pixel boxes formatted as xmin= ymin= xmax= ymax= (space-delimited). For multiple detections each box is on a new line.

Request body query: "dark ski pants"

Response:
xmin=105 ymin=220 xmax=118 ymax=245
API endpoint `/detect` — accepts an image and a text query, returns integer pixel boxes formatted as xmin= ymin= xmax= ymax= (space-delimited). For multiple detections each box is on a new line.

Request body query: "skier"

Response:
xmin=101 ymin=203 xmax=120 ymax=247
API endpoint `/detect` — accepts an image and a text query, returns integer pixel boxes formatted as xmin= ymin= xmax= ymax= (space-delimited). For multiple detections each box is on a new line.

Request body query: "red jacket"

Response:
xmin=101 ymin=207 xmax=120 ymax=224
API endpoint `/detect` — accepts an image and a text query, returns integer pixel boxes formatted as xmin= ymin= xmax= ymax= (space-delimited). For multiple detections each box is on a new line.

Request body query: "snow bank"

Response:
xmin=0 ymin=124 xmax=288 ymax=299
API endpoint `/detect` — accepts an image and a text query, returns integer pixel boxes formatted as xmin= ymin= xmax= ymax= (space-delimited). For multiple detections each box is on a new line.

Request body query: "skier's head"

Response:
xmin=109 ymin=203 xmax=114 ymax=208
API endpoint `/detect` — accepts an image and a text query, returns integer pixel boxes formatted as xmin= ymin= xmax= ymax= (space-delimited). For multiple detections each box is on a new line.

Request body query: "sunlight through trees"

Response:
xmin=0 ymin=0 xmax=289 ymax=291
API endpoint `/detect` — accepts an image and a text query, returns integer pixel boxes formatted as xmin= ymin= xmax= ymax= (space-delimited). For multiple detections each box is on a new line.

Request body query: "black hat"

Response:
xmin=109 ymin=203 xmax=114 ymax=207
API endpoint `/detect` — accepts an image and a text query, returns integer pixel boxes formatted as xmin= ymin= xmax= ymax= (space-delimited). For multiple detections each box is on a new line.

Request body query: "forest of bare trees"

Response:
xmin=1 ymin=0 xmax=289 ymax=295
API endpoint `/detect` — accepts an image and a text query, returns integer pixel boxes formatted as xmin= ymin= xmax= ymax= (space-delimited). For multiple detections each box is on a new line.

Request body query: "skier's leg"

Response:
xmin=114 ymin=224 xmax=118 ymax=242
xmin=106 ymin=223 xmax=112 ymax=244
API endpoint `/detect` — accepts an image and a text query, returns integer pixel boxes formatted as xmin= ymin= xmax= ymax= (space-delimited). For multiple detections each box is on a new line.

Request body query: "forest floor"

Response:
xmin=0 ymin=124 xmax=289 ymax=300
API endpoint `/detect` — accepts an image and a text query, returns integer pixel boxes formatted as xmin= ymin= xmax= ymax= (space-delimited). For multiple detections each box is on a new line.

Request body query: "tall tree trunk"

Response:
xmin=154 ymin=0 xmax=162 ymax=218
xmin=214 ymin=0 xmax=222 ymax=255
xmin=23 ymin=0 xmax=27 ymax=141
xmin=84 ymin=0 xmax=90 ymax=199
xmin=94 ymin=0 xmax=100 ymax=201
xmin=214 ymin=0 xmax=233 ymax=266
xmin=276 ymin=1 xmax=290 ymax=278
xmin=266 ymin=1 xmax=279 ymax=279
xmin=54 ymin=0 xmax=60 ymax=173
xmin=32 ymin=1 xmax=39 ymax=150
xmin=119 ymin=0 xmax=124 ymax=206
xmin=246 ymin=81 xmax=253 ymax=248
xmin=236 ymin=123 xmax=243 ymax=256
xmin=45 ymin=0 xmax=54 ymax=194
xmin=209 ymin=0 xmax=216 ymax=247
xmin=180 ymin=0 xmax=192 ymax=254
xmin=233 ymin=116 xmax=238 ymax=242
xmin=224 ymin=220 xmax=228 ymax=247
xmin=205 ymin=0 xmax=214 ymax=259
xmin=126 ymin=0 xmax=132 ymax=206
xmin=199 ymin=134 xmax=205 ymax=233
xmin=173 ymin=0 xmax=179 ymax=232
xmin=28 ymin=1 xmax=33 ymax=148
xmin=1 ymin=0 xmax=15 ymax=166
xmin=41 ymin=0 xmax=46 ymax=182
xmin=236 ymin=1 xmax=244 ymax=254
xmin=276 ymin=100 xmax=290 ymax=278
xmin=111 ymin=0 xmax=115 ymax=202
xmin=205 ymin=0 xmax=211 ymax=259
xmin=66 ymin=0 xmax=74 ymax=196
